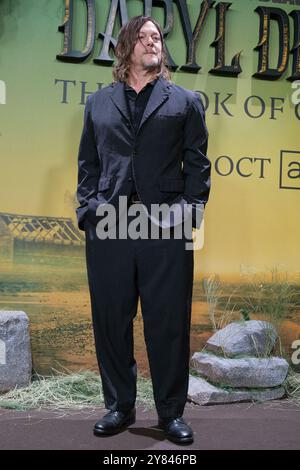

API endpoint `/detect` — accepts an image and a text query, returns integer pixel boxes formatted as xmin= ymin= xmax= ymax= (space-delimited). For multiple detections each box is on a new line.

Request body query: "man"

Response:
xmin=76 ymin=15 xmax=210 ymax=445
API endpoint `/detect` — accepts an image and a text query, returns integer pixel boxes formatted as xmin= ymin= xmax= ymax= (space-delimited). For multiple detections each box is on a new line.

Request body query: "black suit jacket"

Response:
xmin=76 ymin=75 xmax=211 ymax=231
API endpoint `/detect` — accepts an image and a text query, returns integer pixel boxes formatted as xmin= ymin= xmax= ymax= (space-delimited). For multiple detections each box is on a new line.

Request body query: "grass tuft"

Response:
xmin=0 ymin=368 xmax=156 ymax=412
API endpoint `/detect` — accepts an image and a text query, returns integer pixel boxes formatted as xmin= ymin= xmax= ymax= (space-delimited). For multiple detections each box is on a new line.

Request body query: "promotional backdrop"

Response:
xmin=0 ymin=0 xmax=299 ymax=375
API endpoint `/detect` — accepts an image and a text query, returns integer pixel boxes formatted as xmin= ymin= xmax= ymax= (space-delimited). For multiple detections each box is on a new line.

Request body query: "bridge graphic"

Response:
xmin=0 ymin=212 xmax=85 ymax=265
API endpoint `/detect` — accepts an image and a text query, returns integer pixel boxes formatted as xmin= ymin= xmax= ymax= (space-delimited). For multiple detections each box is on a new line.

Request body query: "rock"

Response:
xmin=191 ymin=352 xmax=289 ymax=388
xmin=0 ymin=311 xmax=32 ymax=392
xmin=206 ymin=320 xmax=277 ymax=357
xmin=188 ymin=374 xmax=286 ymax=405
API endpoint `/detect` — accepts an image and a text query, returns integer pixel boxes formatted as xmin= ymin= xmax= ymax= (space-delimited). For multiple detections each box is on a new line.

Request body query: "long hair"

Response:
xmin=112 ymin=15 xmax=172 ymax=83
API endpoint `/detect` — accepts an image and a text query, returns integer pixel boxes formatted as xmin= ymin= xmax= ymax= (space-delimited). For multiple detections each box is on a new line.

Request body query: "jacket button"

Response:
xmin=128 ymin=177 xmax=133 ymax=182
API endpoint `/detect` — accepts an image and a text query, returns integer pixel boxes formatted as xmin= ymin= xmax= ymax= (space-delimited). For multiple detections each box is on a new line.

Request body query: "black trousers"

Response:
xmin=84 ymin=202 xmax=194 ymax=418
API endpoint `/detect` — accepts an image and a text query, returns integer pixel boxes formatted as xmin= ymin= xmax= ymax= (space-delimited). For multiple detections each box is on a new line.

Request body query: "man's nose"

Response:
xmin=146 ymin=36 xmax=154 ymax=46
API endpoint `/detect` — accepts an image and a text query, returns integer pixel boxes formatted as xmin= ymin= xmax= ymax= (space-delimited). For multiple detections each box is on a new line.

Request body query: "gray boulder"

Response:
xmin=0 ymin=311 xmax=32 ymax=392
xmin=188 ymin=374 xmax=286 ymax=405
xmin=191 ymin=352 xmax=289 ymax=388
xmin=206 ymin=320 xmax=277 ymax=357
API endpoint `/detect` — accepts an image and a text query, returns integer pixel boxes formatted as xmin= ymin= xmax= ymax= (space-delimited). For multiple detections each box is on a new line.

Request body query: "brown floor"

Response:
xmin=0 ymin=400 xmax=299 ymax=450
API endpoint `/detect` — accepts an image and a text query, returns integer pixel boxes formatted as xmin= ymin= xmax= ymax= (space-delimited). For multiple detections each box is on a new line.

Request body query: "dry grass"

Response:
xmin=0 ymin=368 xmax=156 ymax=412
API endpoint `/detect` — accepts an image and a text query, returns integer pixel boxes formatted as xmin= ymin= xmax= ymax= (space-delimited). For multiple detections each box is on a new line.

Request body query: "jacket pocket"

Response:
xmin=98 ymin=176 xmax=111 ymax=191
xmin=157 ymin=112 xmax=184 ymax=119
xmin=159 ymin=177 xmax=184 ymax=192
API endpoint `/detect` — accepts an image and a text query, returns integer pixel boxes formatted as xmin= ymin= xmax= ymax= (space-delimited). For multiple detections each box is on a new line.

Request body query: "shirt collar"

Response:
xmin=124 ymin=77 xmax=159 ymax=92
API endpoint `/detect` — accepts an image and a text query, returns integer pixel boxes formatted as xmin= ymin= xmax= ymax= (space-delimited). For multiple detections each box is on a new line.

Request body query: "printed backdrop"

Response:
xmin=0 ymin=0 xmax=299 ymax=375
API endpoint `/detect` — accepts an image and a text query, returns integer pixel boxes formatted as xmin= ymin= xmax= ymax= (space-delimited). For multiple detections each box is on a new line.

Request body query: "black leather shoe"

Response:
xmin=93 ymin=408 xmax=136 ymax=436
xmin=158 ymin=416 xmax=194 ymax=444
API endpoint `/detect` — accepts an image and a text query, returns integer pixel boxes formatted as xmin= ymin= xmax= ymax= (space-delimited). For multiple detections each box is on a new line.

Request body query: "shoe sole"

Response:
xmin=93 ymin=415 xmax=136 ymax=436
xmin=165 ymin=433 xmax=194 ymax=445
xmin=158 ymin=424 xmax=194 ymax=445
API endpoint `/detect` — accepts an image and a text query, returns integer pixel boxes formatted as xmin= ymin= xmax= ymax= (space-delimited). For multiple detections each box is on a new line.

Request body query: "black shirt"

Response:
xmin=124 ymin=77 xmax=158 ymax=134
xmin=124 ymin=77 xmax=158 ymax=195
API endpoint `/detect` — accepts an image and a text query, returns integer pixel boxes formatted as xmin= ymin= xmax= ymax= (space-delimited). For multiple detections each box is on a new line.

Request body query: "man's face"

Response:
xmin=130 ymin=21 xmax=162 ymax=72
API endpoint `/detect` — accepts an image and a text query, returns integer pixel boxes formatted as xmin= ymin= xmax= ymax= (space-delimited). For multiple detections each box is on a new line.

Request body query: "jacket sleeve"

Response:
xmin=75 ymin=95 xmax=101 ymax=231
xmin=181 ymin=92 xmax=211 ymax=229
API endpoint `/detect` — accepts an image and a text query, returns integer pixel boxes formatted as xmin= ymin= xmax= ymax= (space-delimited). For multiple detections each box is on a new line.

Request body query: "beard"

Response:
xmin=142 ymin=54 xmax=161 ymax=72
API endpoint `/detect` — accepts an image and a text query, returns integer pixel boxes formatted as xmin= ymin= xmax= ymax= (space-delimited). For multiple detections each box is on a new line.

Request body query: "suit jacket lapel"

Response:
xmin=110 ymin=76 xmax=172 ymax=135
xmin=109 ymin=80 xmax=131 ymax=123
xmin=137 ymin=76 xmax=171 ymax=135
